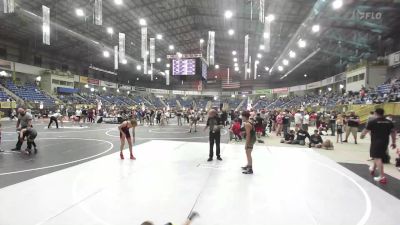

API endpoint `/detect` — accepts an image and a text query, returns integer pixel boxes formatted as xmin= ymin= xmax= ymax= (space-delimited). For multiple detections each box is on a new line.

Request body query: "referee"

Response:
xmin=361 ymin=108 xmax=396 ymax=184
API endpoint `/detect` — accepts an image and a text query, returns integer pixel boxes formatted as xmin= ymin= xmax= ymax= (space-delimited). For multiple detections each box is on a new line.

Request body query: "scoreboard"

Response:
xmin=172 ymin=59 xmax=196 ymax=76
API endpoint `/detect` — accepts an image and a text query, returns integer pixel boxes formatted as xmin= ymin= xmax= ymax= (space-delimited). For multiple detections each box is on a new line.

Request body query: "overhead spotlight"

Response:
xmin=266 ymin=14 xmax=275 ymax=22
xmin=298 ymin=39 xmax=306 ymax=48
xmin=117 ymin=89 xmax=120 ymax=93
xmin=340 ymin=84 xmax=344 ymax=89
xmin=231 ymin=94 xmax=235 ymax=98
xmin=156 ymin=58 xmax=161 ymax=62
xmin=103 ymin=87 xmax=107 ymax=91
xmin=263 ymin=32 xmax=270 ymax=39
xmin=103 ymin=50 xmax=110 ymax=58
xmin=215 ymin=64 xmax=220 ymax=69
xmin=146 ymin=50 xmax=149 ymax=55
xmin=36 ymin=76 xmax=41 ymax=82
xmin=242 ymin=94 xmax=246 ymax=98
xmin=177 ymin=52 xmax=183 ymax=58
xmin=332 ymin=0 xmax=343 ymax=9
xmin=136 ymin=65 xmax=142 ymax=70
xmin=234 ymin=62 xmax=238 ymax=67
xmin=289 ymin=50 xmax=296 ymax=58
xmin=156 ymin=34 xmax=163 ymax=40
xmin=200 ymin=39 xmax=204 ymax=44
xmin=139 ymin=18 xmax=147 ymax=26
xmin=232 ymin=50 xmax=237 ymax=55
xmin=257 ymin=74 xmax=261 ymax=77
xmin=328 ymin=87 xmax=332 ymax=91
xmin=122 ymin=59 xmax=127 ymax=64
xmin=304 ymin=74 xmax=307 ymax=77
xmin=257 ymin=53 xmax=262 ymax=59
xmin=234 ymin=67 xmax=239 ymax=71
xmin=228 ymin=29 xmax=235 ymax=36
xmin=166 ymin=63 xmax=170 ymax=68
xmin=75 ymin=8 xmax=84 ymax=17
xmin=282 ymin=59 xmax=289 ymax=66
xmin=90 ymin=87 xmax=94 ymax=92
xmin=265 ymin=67 xmax=270 ymax=71
xmin=255 ymin=60 xmax=259 ymax=64
xmin=259 ymin=45 xmax=265 ymax=50
xmin=233 ymin=57 xmax=238 ymax=62
xmin=312 ymin=24 xmax=320 ymax=33
xmin=114 ymin=0 xmax=123 ymax=5
xmin=169 ymin=45 xmax=174 ymax=50
xmin=278 ymin=66 xmax=284 ymax=71
xmin=148 ymin=70 xmax=153 ymax=75
xmin=136 ymin=78 xmax=139 ymax=81
xmin=224 ymin=10 xmax=233 ymax=19
xmin=127 ymin=91 xmax=130 ymax=94
xmin=247 ymin=68 xmax=251 ymax=73
xmin=106 ymin=27 xmax=114 ymax=35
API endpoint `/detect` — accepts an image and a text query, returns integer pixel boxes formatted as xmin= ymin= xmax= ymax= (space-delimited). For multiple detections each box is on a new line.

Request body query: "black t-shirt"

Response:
xmin=283 ymin=115 xmax=290 ymax=125
xmin=337 ymin=124 xmax=343 ymax=131
xmin=330 ymin=115 xmax=337 ymax=123
xmin=296 ymin=130 xmax=310 ymax=141
xmin=206 ymin=116 xmax=223 ymax=133
xmin=284 ymin=133 xmax=295 ymax=141
xmin=255 ymin=116 xmax=263 ymax=127
xmin=366 ymin=117 xmax=394 ymax=144
xmin=310 ymin=134 xmax=323 ymax=144
xmin=82 ymin=109 xmax=87 ymax=116
xmin=347 ymin=115 xmax=360 ymax=127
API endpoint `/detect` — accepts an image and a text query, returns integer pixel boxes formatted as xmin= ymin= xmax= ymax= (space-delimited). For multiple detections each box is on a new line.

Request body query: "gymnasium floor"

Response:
xmin=1 ymin=119 xmax=400 ymax=225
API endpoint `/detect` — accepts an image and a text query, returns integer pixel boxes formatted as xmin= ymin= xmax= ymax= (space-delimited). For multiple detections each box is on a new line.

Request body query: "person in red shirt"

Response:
xmin=230 ymin=119 xmax=242 ymax=141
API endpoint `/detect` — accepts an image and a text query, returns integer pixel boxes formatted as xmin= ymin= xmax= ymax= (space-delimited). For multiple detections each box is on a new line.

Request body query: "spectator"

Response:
xmin=344 ymin=111 xmax=360 ymax=144
xmin=291 ymin=127 xmax=310 ymax=146
xmin=309 ymin=130 xmax=323 ymax=148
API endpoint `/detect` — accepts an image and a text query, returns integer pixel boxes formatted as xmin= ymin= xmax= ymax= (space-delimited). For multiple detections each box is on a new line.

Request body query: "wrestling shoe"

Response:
xmin=343 ymin=140 xmax=348 ymax=143
xmin=130 ymin=154 xmax=136 ymax=160
xmin=11 ymin=148 xmax=20 ymax=151
xmin=242 ymin=168 xmax=253 ymax=174
xmin=120 ymin=152 xmax=124 ymax=160
xmin=207 ymin=158 xmax=213 ymax=162
xmin=241 ymin=166 xmax=249 ymax=170
xmin=369 ymin=166 xmax=376 ymax=176
xmin=34 ymin=148 xmax=38 ymax=154
xmin=217 ymin=157 xmax=223 ymax=161
xmin=373 ymin=176 xmax=387 ymax=184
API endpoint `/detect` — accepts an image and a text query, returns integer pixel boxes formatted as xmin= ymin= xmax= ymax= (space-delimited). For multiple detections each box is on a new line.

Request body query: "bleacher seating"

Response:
xmin=0 ymin=90 xmax=11 ymax=101
xmin=5 ymin=80 xmax=55 ymax=106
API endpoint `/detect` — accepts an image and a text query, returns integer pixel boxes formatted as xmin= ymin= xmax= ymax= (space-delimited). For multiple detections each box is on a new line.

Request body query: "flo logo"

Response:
xmin=353 ymin=10 xmax=383 ymax=20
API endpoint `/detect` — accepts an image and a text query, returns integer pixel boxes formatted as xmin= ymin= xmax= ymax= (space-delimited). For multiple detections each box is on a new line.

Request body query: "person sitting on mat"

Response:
xmin=19 ymin=127 xmax=38 ymax=155
xmin=292 ymin=127 xmax=310 ymax=146
xmin=281 ymin=130 xmax=295 ymax=144
xmin=309 ymin=130 xmax=323 ymax=148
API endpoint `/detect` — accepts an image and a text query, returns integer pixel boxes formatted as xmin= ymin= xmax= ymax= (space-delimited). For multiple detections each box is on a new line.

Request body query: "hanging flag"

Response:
xmin=144 ymin=58 xmax=148 ymax=75
xmin=118 ymin=33 xmax=125 ymax=63
xmin=165 ymin=70 xmax=170 ymax=86
xmin=3 ymin=0 xmax=14 ymax=13
xmin=244 ymin=34 xmax=249 ymax=63
xmin=250 ymin=0 xmax=253 ymax=21
xmin=248 ymin=56 xmax=252 ymax=80
xmin=244 ymin=63 xmax=248 ymax=80
xmin=42 ymin=5 xmax=50 ymax=45
xmin=150 ymin=64 xmax=153 ymax=81
xmin=254 ymin=61 xmax=258 ymax=79
xmin=114 ymin=45 xmax=118 ymax=70
xmin=259 ymin=0 xmax=265 ymax=23
xmin=208 ymin=31 xmax=215 ymax=65
xmin=149 ymin=38 xmax=155 ymax=64
xmin=94 ymin=0 xmax=102 ymax=25
xmin=141 ymin=26 xmax=148 ymax=59
xmin=264 ymin=19 xmax=271 ymax=52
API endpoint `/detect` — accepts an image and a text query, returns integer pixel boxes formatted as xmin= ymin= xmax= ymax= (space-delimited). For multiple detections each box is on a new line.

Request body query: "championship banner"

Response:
xmin=264 ymin=19 xmax=270 ymax=52
xmin=259 ymin=0 xmax=265 ymax=23
xmin=114 ymin=45 xmax=118 ymax=70
xmin=150 ymin=64 xmax=153 ymax=81
xmin=118 ymin=33 xmax=125 ymax=63
xmin=273 ymin=87 xmax=289 ymax=93
xmin=209 ymin=31 xmax=215 ymax=65
xmin=3 ymin=0 xmax=14 ymax=13
xmin=244 ymin=63 xmax=248 ymax=80
xmin=149 ymin=38 xmax=155 ymax=64
xmin=248 ymin=56 xmax=252 ymax=80
xmin=94 ymin=0 xmax=102 ymax=25
xmin=88 ymin=78 xmax=100 ymax=85
xmin=141 ymin=26 xmax=148 ymax=59
xmin=254 ymin=60 xmax=258 ymax=79
xmin=244 ymin=34 xmax=249 ymax=63
xmin=165 ymin=69 xmax=170 ymax=86
xmin=143 ymin=58 xmax=148 ymax=75
xmin=42 ymin=5 xmax=50 ymax=45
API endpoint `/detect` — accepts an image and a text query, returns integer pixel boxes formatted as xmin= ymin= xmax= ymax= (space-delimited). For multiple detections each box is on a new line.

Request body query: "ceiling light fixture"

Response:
xmin=215 ymin=65 xmax=220 ymax=69
xmin=278 ymin=66 xmax=284 ymax=71
xmin=263 ymin=32 xmax=270 ymax=39
xmin=266 ymin=14 xmax=275 ymax=22
xmin=332 ymin=0 xmax=343 ymax=9
xmin=103 ymin=50 xmax=110 ymax=58
xmin=136 ymin=65 xmax=142 ymax=70
xmin=114 ymin=0 xmax=123 ymax=5
xmin=169 ymin=45 xmax=174 ymax=50
xmin=282 ymin=59 xmax=289 ymax=66
xmin=233 ymin=57 xmax=238 ymax=62
xmin=224 ymin=10 xmax=233 ymax=19
xmin=298 ymin=39 xmax=306 ymax=48
xmin=122 ymin=59 xmax=127 ymax=64
xmin=139 ymin=18 xmax=147 ymax=26
xmin=156 ymin=34 xmax=163 ymax=40
xmin=106 ymin=27 xmax=114 ymax=35
xmin=234 ymin=67 xmax=239 ymax=71
xmin=312 ymin=24 xmax=320 ymax=33
xmin=75 ymin=8 xmax=84 ymax=17
xmin=289 ymin=50 xmax=296 ymax=58
xmin=177 ymin=52 xmax=183 ymax=58
xmin=259 ymin=45 xmax=265 ymax=50
xmin=232 ymin=50 xmax=237 ymax=55
xmin=156 ymin=58 xmax=161 ymax=62
xmin=234 ymin=63 xmax=238 ymax=67
xmin=200 ymin=39 xmax=204 ymax=44
xmin=265 ymin=67 xmax=270 ymax=71
xmin=228 ymin=29 xmax=235 ymax=36
xmin=166 ymin=63 xmax=170 ymax=68
xmin=257 ymin=53 xmax=262 ymax=59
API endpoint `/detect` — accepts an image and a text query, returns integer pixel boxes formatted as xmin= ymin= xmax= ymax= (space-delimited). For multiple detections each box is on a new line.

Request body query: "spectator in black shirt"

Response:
xmin=361 ymin=108 xmax=396 ymax=184
xmin=292 ymin=127 xmax=310 ymax=146
xmin=282 ymin=111 xmax=291 ymax=136
xmin=309 ymin=130 xmax=323 ymax=148
xmin=281 ymin=130 xmax=295 ymax=144
xmin=329 ymin=111 xmax=337 ymax=136
xmin=344 ymin=111 xmax=360 ymax=144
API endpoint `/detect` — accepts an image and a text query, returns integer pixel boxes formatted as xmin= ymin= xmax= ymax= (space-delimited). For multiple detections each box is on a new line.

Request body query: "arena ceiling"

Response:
xmin=1 ymin=0 xmax=400 ymax=88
